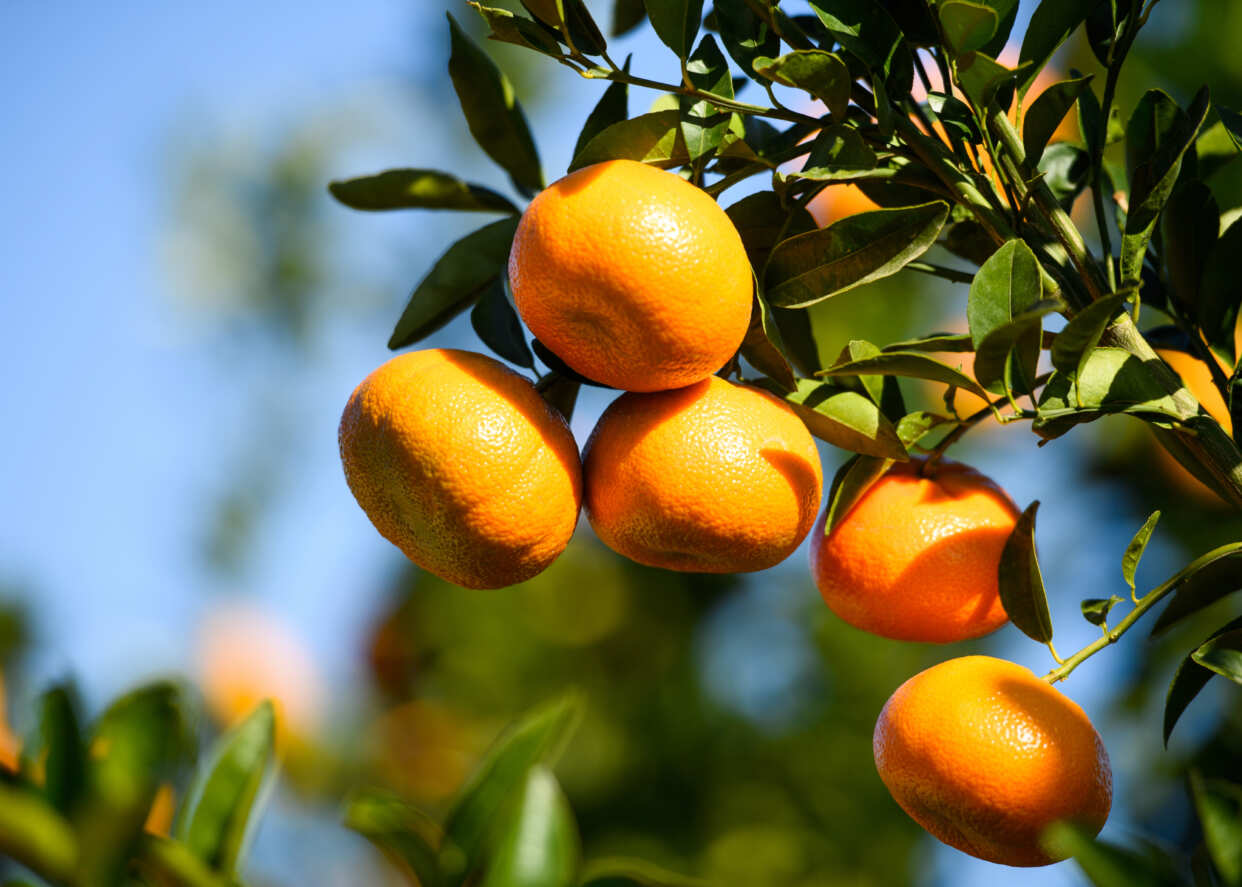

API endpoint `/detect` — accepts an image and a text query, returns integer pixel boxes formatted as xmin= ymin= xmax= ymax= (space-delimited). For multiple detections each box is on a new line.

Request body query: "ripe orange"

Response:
xmin=811 ymin=458 xmax=1018 ymax=643
xmin=583 ymin=376 xmax=822 ymax=572
xmin=874 ymin=656 xmax=1112 ymax=867
xmin=807 ymin=182 xmax=880 ymax=227
xmin=340 ymin=349 xmax=582 ymax=589
xmin=509 ymin=159 xmax=753 ymax=392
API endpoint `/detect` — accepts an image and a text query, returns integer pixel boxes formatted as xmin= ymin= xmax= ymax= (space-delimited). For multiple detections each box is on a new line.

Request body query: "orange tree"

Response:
xmin=4 ymin=1 xmax=1242 ymax=885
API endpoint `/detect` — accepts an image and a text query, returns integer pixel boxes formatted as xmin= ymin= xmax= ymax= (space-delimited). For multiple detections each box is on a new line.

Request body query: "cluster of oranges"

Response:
xmin=339 ymin=159 xmax=1111 ymax=868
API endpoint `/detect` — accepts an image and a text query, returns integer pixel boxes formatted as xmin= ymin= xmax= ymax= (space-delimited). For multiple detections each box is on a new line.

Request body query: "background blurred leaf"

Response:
xmin=1150 ymin=543 xmax=1242 ymax=635
xmin=1161 ymin=182 xmax=1219 ymax=313
xmin=579 ymin=856 xmax=709 ymax=886
xmin=1197 ymin=216 xmax=1242 ymax=364
xmin=25 ymin=685 xmax=84 ymax=817
xmin=1190 ymin=772 xmax=1242 ymax=887
xmin=1043 ymin=821 xmax=1183 ymax=887
xmin=328 ymin=169 xmax=519 ymax=214
xmin=345 ymin=791 xmax=444 ymax=887
xmin=1163 ymin=615 xmax=1242 ymax=744
xmin=448 ymin=13 xmax=544 ymax=197
xmin=998 ymin=501 xmax=1054 ymax=643
xmin=389 ymin=216 xmax=519 ymax=351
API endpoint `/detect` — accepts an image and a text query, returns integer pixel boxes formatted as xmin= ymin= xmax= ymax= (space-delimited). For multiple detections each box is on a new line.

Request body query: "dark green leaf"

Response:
xmin=883 ymin=332 xmax=975 ymax=353
xmin=967 ymin=239 xmax=1048 ymax=394
xmin=344 ymin=791 xmax=443 ymax=887
xmin=472 ymin=279 xmax=535 ymax=369
xmin=532 ymin=339 xmax=611 ymax=388
xmin=580 ymin=857 xmax=709 ymax=887
xmin=29 ymin=685 xmax=84 ymax=816
xmin=956 ymin=51 xmax=1018 ymax=110
xmin=1151 ymin=543 xmax=1242 ymax=635
xmin=713 ymin=0 xmax=779 ymax=78
xmin=895 ymin=410 xmax=955 ymax=446
xmin=536 ymin=372 xmax=582 ymax=423
xmin=879 ymin=0 xmax=940 ymax=46
xmin=772 ymin=306 xmax=821 ymax=377
xmin=765 ymin=201 xmax=950 ymax=308
xmin=1122 ymin=510 xmax=1161 ymax=596
xmin=571 ymin=110 xmax=689 ymax=170
xmin=1044 ymin=821 xmax=1182 ymax=887
xmin=1122 ymin=87 xmax=1210 ymax=287
xmin=1038 ymin=142 xmax=1091 ymax=209
xmin=1085 ymin=0 xmax=1134 ymax=66
xmin=1195 ymin=121 xmax=1241 ymax=181
xmin=938 ymin=1 xmax=998 ymax=54
xmin=998 ymin=501 xmax=1054 ymax=643
xmin=329 ymin=169 xmax=519 ymax=214
xmin=821 ymin=454 xmax=895 ymax=534
xmin=479 ymin=767 xmax=579 ymax=887
xmin=574 ymin=66 xmax=629 ymax=161
xmin=389 ymin=216 xmax=520 ymax=351
xmin=926 ymin=92 xmax=982 ymax=144
xmin=1192 ymin=629 xmax=1242 ymax=686
xmin=974 ymin=300 xmax=1059 ymax=396
xmin=1220 ymin=105 xmax=1242 ymax=152
xmin=831 ymin=340 xmax=884 ymax=405
xmin=471 ymin=4 xmax=564 ymax=57
xmin=818 ymin=351 xmax=992 ymax=401
xmin=741 ymin=291 xmax=797 ymax=392
xmin=1050 ymin=292 xmax=1127 ymax=376
xmin=1077 ymin=77 xmax=1104 ymax=163
xmin=644 ymin=0 xmax=704 ymax=59
xmin=612 ymin=0 xmax=647 ymax=36
xmin=1164 ymin=615 xmax=1242 ymax=744
xmin=681 ymin=35 xmax=733 ymax=160
xmin=1017 ymin=0 xmax=1099 ymax=97
xmin=1035 ymin=348 xmax=1185 ymax=437
xmin=178 ymin=701 xmax=274 ymax=876
xmin=1198 ymin=216 xmax=1242 ymax=364
xmin=753 ymin=379 xmax=908 ymax=458
xmin=782 ymin=124 xmax=877 ymax=182
xmin=441 ymin=694 xmax=582 ymax=887
xmin=1189 ymin=772 xmax=1242 ymax=886
xmin=978 ymin=0 xmax=1019 ymax=57
xmin=448 ymin=13 xmax=543 ymax=196
xmin=1023 ymin=75 xmax=1093 ymax=165
xmin=752 ymin=51 xmax=851 ymax=120
xmin=725 ymin=190 xmax=816 ymax=271
xmin=1081 ymin=596 xmax=1122 ymax=627
xmin=808 ymin=0 xmax=912 ymax=94
xmin=521 ymin=0 xmax=608 ymax=55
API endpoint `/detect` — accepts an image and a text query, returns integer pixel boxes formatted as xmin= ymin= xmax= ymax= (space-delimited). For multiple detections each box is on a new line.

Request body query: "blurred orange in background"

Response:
xmin=0 ymin=673 xmax=19 ymax=772
xmin=367 ymin=699 xmax=479 ymax=803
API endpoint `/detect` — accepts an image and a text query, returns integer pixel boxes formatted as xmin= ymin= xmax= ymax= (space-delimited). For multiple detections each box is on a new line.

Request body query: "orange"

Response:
xmin=583 ymin=376 xmax=822 ymax=572
xmin=509 ymin=159 xmax=753 ymax=392
xmin=340 ymin=349 xmax=582 ymax=588
xmin=807 ymin=182 xmax=880 ymax=227
xmin=874 ymin=655 xmax=1112 ymax=867
xmin=811 ymin=458 xmax=1018 ymax=643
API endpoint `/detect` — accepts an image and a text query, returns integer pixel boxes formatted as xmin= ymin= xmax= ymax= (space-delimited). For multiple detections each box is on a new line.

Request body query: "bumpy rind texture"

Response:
xmin=339 ymin=349 xmax=582 ymax=589
xmin=874 ymin=655 xmax=1112 ymax=867
xmin=583 ymin=376 xmax=823 ymax=572
xmin=811 ymin=459 xmax=1018 ymax=643
xmin=509 ymin=159 xmax=753 ymax=392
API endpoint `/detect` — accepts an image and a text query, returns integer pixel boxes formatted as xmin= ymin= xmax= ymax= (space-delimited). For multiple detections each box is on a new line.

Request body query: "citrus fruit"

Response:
xmin=583 ymin=376 xmax=822 ymax=572
xmin=509 ymin=159 xmax=753 ymax=392
xmin=811 ymin=458 xmax=1018 ymax=643
xmin=874 ymin=655 xmax=1112 ymax=867
xmin=339 ymin=349 xmax=582 ymax=589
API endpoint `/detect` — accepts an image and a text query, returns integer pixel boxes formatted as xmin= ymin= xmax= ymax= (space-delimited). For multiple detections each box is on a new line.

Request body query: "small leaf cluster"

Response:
xmin=0 ymin=684 xmax=274 ymax=887
xmin=344 ymin=694 xmax=699 ymax=887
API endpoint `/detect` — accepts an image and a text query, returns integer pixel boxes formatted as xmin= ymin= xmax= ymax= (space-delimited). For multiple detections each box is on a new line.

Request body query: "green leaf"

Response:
xmin=612 ymin=0 xmax=647 ymax=36
xmin=472 ymin=279 xmax=535 ymax=368
xmin=1049 ymin=292 xmax=1127 ymax=377
xmin=956 ymin=51 xmax=1019 ymax=110
xmin=570 ymin=110 xmax=689 ymax=170
xmin=781 ymin=124 xmax=877 ymax=182
xmin=1035 ymin=347 xmax=1185 ymax=437
xmin=1023 ymin=75 xmax=1093 ymax=165
xmin=974 ymin=300 xmax=1060 ymax=396
xmin=448 ymin=13 xmax=543 ymax=197
xmin=536 ymin=372 xmax=582 ymax=423
xmin=741 ymin=291 xmax=797 ymax=392
xmin=1151 ymin=543 xmax=1242 ymax=635
xmin=1043 ymin=821 xmax=1182 ymax=887
xmin=479 ymin=767 xmax=580 ymax=887
xmin=1038 ymin=142 xmax=1091 ymax=210
xmin=1189 ymin=772 xmax=1242 ymax=887
xmin=1164 ymin=615 xmax=1242 ymax=744
xmin=967 ymin=239 xmax=1048 ymax=394
xmin=998 ymin=501 xmax=1054 ymax=643
xmin=820 ymin=454 xmax=895 ymax=535
xmin=882 ymin=333 xmax=975 ymax=353
xmin=808 ymin=0 xmax=912 ymax=94
xmin=580 ymin=857 xmax=709 ymax=887
xmin=574 ymin=65 xmax=629 ymax=161
xmin=1192 ymin=629 xmax=1242 ymax=686
xmin=1017 ymin=0 xmax=1097 ymax=97
xmin=926 ymin=92 xmax=982 ymax=144
xmin=441 ymin=694 xmax=582 ymax=887
xmin=328 ymin=169 xmax=519 ymax=214
xmin=1220 ymin=105 xmax=1242 ymax=152
xmin=896 ymin=410 xmax=956 ymax=446
xmin=26 ymin=685 xmax=84 ymax=816
xmin=1121 ymin=510 xmax=1161 ymax=596
xmin=681 ymin=35 xmax=733 ymax=161
xmin=752 ymin=51 xmax=851 ymax=120
xmin=178 ymin=701 xmax=274 ymax=876
xmin=1080 ymin=596 xmax=1122 ymax=627
xmin=938 ymin=1 xmax=998 ymax=54
xmin=725 ymin=190 xmax=816 ymax=271
xmin=1198 ymin=216 xmax=1242 ymax=364
xmin=521 ymin=0 xmax=608 ymax=56
xmin=764 ymin=201 xmax=950 ymax=308
xmin=345 ymin=790 xmax=443 ymax=887
xmin=1195 ymin=121 xmax=1240 ymax=181
xmin=713 ymin=0 xmax=779 ymax=79
xmin=389 ymin=216 xmax=520 ymax=351
xmin=753 ymin=379 xmax=907 ymax=458
xmin=470 ymin=4 xmax=564 ymax=57
xmin=643 ymin=0 xmax=704 ymax=59
xmin=1122 ymin=87 xmax=1211 ymax=287
xmin=817 ymin=351 xmax=991 ymax=400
